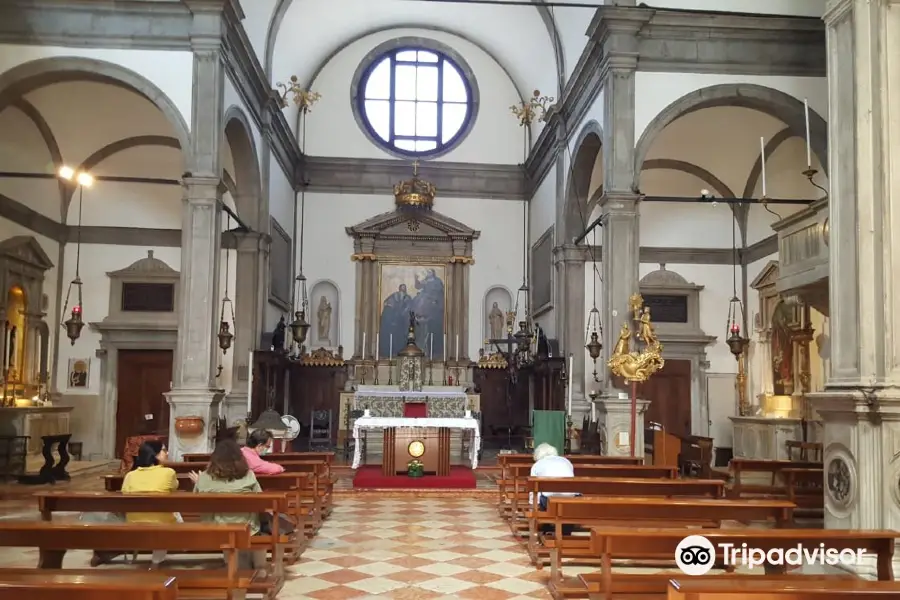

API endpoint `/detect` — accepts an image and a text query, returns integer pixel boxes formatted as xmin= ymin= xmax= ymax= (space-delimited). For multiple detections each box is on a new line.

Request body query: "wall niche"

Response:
xmin=310 ymin=280 xmax=340 ymax=350
xmin=483 ymin=286 xmax=513 ymax=341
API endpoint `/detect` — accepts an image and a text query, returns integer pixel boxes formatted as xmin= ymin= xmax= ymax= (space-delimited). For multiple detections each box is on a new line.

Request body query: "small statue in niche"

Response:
xmin=316 ymin=296 xmax=332 ymax=343
xmin=488 ymin=302 xmax=504 ymax=340
xmin=271 ymin=316 xmax=287 ymax=352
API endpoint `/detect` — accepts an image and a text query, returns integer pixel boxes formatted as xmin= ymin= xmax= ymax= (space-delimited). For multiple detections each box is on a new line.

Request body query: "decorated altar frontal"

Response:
xmin=352 ymin=385 xmax=471 ymax=417
xmin=351 ymin=416 xmax=481 ymax=470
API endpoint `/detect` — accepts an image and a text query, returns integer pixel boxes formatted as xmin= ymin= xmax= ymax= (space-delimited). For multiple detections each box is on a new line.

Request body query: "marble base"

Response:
xmin=730 ymin=416 xmax=822 ymax=461
xmin=597 ymin=394 xmax=650 ymax=457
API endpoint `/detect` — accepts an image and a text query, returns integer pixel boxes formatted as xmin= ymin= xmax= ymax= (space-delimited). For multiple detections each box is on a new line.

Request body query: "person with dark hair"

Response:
xmin=193 ymin=439 xmax=266 ymax=569
xmin=242 ymin=430 xmax=285 ymax=474
xmin=121 ymin=441 xmax=179 ymax=568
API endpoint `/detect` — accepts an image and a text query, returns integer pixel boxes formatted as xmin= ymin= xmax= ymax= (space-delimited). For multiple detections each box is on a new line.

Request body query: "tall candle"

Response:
xmin=803 ymin=98 xmax=811 ymax=168
xmin=443 ymin=334 xmax=446 ymax=361
xmin=362 ymin=332 xmax=366 ymax=360
xmin=389 ymin=334 xmax=393 ymax=358
xmin=430 ymin=334 xmax=434 ymax=361
xmin=591 ymin=400 xmax=596 ymax=423
xmin=455 ymin=335 xmax=459 ymax=361
xmin=247 ymin=351 xmax=254 ymax=414
xmin=759 ymin=137 xmax=767 ymax=197
xmin=567 ymin=354 xmax=574 ymax=416
xmin=375 ymin=333 xmax=379 ymax=362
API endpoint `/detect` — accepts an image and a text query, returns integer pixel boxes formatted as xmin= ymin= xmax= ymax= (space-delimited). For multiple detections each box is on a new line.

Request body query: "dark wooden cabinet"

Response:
xmin=287 ymin=364 xmax=347 ymax=442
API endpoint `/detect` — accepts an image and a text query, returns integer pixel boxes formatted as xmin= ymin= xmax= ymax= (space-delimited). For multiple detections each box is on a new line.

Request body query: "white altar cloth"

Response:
xmin=351 ymin=416 xmax=481 ymax=470
xmin=354 ymin=385 xmax=467 ymax=399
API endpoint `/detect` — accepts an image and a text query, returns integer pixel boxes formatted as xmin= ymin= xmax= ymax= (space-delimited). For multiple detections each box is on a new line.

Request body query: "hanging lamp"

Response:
xmin=58 ymin=166 xmax=93 ymax=344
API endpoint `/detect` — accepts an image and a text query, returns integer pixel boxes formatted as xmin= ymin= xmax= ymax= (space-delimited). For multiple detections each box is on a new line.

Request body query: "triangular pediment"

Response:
xmin=346 ymin=209 xmax=480 ymax=240
xmin=108 ymin=250 xmax=179 ymax=280
xmin=750 ymin=260 xmax=779 ymax=290
xmin=0 ymin=236 xmax=54 ymax=271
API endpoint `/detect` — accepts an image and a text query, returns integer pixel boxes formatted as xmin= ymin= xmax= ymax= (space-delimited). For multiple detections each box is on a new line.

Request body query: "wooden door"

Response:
xmin=639 ymin=359 xmax=692 ymax=439
xmin=115 ymin=349 xmax=174 ymax=457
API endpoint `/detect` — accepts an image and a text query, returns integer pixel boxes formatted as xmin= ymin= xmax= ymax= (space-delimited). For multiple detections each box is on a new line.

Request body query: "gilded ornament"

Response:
xmin=477 ymin=351 xmax=508 ymax=370
xmin=276 ymin=76 xmax=322 ymax=111
xmin=394 ymin=160 xmax=436 ymax=209
xmin=298 ymin=347 xmax=344 ymax=367
xmin=510 ymin=89 xmax=555 ymax=127
xmin=607 ymin=293 xmax=665 ymax=382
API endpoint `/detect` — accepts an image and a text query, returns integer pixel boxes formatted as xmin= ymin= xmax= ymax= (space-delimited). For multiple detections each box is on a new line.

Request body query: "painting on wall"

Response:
xmin=67 ymin=358 xmax=90 ymax=389
xmin=268 ymin=218 xmax=291 ymax=310
xmin=531 ymin=227 xmax=553 ymax=316
xmin=379 ymin=264 xmax=446 ymax=359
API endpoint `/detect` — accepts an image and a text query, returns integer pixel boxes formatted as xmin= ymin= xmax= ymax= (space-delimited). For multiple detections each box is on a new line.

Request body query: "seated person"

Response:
xmin=241 ymin=430 xmax=285 ymax=474
xmin=121 ymin=441 xmax=180 ymax=569
xmin=530 ymin=443 xmax=578 ymax=537
xmin=193 ymin=439 xmax=267 ymax=569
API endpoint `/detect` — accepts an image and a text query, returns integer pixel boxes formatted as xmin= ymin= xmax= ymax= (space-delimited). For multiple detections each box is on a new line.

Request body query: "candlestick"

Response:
xmin=455 ymin=335 xmax=459 ymax=361
xmin=375 ymin=333 xmax=379 ymax=362
xmin=759 ymin=136 xmax=767 ymax=197
xmin=389 ymin=334 xmax=393 ymax=358
xmin=247 ymin=351 xmax=254 ymax=415
xmin=567 ymin=354 xmax=574 ymax=416
xmin=804 ymin=98 xmax=811 ymax=168
xmin=362 ymin=332 xmax=366 ymax=360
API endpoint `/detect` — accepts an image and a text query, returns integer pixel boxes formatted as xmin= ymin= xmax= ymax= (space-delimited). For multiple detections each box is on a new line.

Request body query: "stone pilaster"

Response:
xmin=165 ymin=11 xmax=227 ymax=459
xmin=553 ymin=244 xmax=590 ymax=415
xmin=224 ymin=230 xmax=269 ymax=424
xmin=808 ymin=0 xmax=900 ymax=577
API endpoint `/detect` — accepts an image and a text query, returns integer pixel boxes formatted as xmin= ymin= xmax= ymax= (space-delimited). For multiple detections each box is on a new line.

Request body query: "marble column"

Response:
xmin=553 ymin=244 xmax=590 ymax=416
xmin=164 ymin=29 xmax=226 ymax=458
xmin=224 ymin=231 xmax=269 ymax=424
xmin=807 ymin=0 xmax=900 ymax=577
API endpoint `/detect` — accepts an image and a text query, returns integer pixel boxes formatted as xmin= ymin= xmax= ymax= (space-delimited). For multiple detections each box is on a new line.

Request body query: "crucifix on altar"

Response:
xmin=397 ymin=310 xmax=425 ymax=392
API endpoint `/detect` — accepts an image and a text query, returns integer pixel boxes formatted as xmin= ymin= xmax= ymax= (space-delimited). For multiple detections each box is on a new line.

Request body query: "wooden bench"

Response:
xmin=729 ymin=460 xmax=823 ymax=518
xmin=666 ymin=578 xmax=900 ymax=599
xmin=36 ymin=492 xmax=289 ymax=597
xmin=501 ymin=463 xmax=678 ymax=522
xmin=166 ymin=460 xmax=333 ymax=523
xmin=730 ymin=459 xmax=821 ymax=495
xmin=103 ymin=472 xmax=312 ymax=560
xmin=577 ymin=527 xmax=896 ymax=600
xmin=522 ymin=478 xmax=726 ymax=562
xmin=0 ymin=521 xmax=253 ymax=600
xmin=0 ymin=573 xmax=178 ymax=600
xmin=541 ymin=496 xmax=795 ymax=591
xmin=497 ymin=454 xmax=642 ymax=516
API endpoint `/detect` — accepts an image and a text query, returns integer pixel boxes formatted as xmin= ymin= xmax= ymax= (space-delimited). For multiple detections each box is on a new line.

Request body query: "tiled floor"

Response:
xmin=282 ymin=497 xmax=552 ymax=599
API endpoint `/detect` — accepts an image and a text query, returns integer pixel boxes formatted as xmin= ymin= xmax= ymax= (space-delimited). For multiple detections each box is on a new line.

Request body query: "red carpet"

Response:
xmin=352 ymin=465 xmax=476 ymax=489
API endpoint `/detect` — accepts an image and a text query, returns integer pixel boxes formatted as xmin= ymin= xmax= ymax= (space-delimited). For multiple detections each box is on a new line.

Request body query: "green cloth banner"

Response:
xmin=532 ymin=410 xmax=566 ymax=454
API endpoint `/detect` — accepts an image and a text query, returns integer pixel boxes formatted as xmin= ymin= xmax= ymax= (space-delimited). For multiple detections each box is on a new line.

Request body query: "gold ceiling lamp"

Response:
xmin=607 ymin=294 xmax=665 ymax=456
xmin=57 ymin=166 xmax=93 ymax=344
xmin=394 ymin=160 xmax=436 ymax=211
xmin=277 ymin=76 xmax=321 ymax=356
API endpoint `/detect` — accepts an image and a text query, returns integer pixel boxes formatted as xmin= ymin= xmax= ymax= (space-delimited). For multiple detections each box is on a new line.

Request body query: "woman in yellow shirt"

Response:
xmin=121 ymin=440 xmax=179 ymax=568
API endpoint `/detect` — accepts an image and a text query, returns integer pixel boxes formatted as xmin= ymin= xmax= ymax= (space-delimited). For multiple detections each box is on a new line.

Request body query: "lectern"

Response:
xmin=381 ymin=312 xmax=452 ymax=475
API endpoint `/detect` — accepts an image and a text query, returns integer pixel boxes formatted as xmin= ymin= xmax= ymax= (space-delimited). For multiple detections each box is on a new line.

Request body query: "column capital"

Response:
xmin=233 ymin=230 xmax=271 ymax=253
xmin=552 ymin=244 xmax=591 ymax=264
xmin=599 ymin=191 xmax=640 ymax=214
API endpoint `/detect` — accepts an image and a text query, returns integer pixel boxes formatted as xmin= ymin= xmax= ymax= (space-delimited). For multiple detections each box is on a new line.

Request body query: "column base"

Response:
xmin=222 ymin=391 xmax=249 ymax=427
xmin=597 ymin=394 xmax=650 ymax=457
xmin=164 ymin=388 xmax=224 ymax=460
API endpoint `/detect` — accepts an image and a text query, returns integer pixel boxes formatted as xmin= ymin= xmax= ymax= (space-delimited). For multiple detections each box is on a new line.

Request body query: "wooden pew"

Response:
xmin=501 ymin=463 xmax=678 ymax=523
xmin=165 ymin=460 xmax=333 ymax=522
xmin=36 ymin=492 xmax=289 ymax=598
xmin=0 ymin=521 xmax=253 ymax=599
xmin=103 ymin=472 xmax=312 ymax=560
xmin=728 ymin=459 xmax=823 ymax=519
xmin=730 ymin=459 xmax=821 ymax=495
xmin=522 ymin=478 xmax=726 ymax=564
xmin=541 ymin=496 xmax=795 ymax=593
xmin=666 ymin=578 xmax=900 ymax=599
xmin=0 ymin=573 xmax=178 ymax=600
xmin=578 ymin=527 xmax=895 ymax=600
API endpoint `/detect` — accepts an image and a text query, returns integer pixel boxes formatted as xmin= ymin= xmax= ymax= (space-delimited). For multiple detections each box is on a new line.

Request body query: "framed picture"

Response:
xmin=268 ymin=218 xmax=291 ymax=311
xmin=378 ymin=263 xmax=446 ymax=359
xmin=67 ymin=358 xmax=90 ymax=389
xmin=531 ymin=226 xmax=554 ymax=317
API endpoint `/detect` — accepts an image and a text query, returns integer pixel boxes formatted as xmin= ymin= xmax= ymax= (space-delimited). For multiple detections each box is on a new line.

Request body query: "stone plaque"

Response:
xmin=643 ymin=294 xmax=688 ymax=323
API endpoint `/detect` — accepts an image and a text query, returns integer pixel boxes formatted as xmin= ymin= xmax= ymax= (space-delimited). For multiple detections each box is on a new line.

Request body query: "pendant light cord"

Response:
xmin=75 ymin=185 xmax=83 ymax=279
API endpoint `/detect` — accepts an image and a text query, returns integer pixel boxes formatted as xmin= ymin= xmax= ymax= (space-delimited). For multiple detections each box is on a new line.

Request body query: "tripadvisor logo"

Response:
xmin=675 ymin=534 xmax=867 ymax=576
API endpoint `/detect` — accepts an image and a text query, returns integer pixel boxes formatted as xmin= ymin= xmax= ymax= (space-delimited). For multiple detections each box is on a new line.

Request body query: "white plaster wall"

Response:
xmin=640 ymin=176 xmax=738 ymax=249
xmin=268 ymin=162 xmax=294 ymax=247
xmin=237 ymin=0 xmax=279 ymax=66
xmin=304 ymin=28 xmax=523 ymax=163
xmin=632 ymin=0 xmax=824 ymax=16
xmin=530 ymin=164 xmax=557 ymax=241
xmin=55 ymin=245 xmax=182 ymax=395
xmin=299 ymin=193 xmax=523 ymax=358
xmin=634 ymin=73 xmax=827 ymax=145
xmin=0 ymin=45 xmax=194 ymax=128
xmin=224 ymin=76 xmax=265 ymax=187
xmin=553 ymin=3 xmax=597 ymax=80
xmin=0 ymin=107 xmax=60 ymax=220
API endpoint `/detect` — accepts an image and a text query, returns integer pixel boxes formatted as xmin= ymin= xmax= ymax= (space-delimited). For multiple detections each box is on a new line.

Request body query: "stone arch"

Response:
xmin=223 ymin=105 xmax=263 ymax=231
xmin=0 ymin=57 xmax=190 ymax=157
xmin=562 ymin=120 xmax=603 ymax=244
xmin=633 ymin=84 xmax=828 ymax=191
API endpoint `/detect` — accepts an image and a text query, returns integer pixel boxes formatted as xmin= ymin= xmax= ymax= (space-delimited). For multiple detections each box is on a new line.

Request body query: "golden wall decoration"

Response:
xmin=607 ymin=293 xmax=665 ymax=382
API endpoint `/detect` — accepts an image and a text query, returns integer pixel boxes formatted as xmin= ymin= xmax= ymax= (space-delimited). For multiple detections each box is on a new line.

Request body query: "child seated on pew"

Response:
xmin=531 ymin=443 xmax=579 ymax=538
xmin=121 ymin=441 xmax=181 ymax=569
xmin=192 ymin=439 xmax=267 ymax=570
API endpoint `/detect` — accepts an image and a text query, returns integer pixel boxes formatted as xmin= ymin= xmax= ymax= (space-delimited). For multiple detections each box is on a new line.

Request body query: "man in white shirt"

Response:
xmin=530 ymin=443 xmax=579 ymax=536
